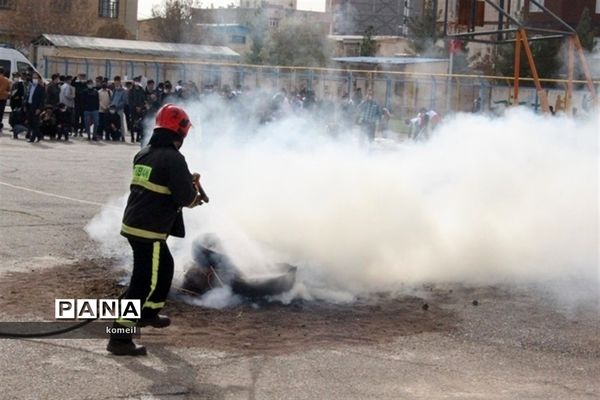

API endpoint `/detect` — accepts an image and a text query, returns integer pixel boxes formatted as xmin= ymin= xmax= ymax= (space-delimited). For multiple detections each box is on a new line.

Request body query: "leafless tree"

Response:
xmin=150 ymin=0 xmax=201 ymax=43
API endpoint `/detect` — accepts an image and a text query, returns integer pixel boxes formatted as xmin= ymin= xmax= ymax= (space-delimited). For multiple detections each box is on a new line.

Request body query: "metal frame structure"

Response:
xmin=441 ymin=0 xmax=598 ymax=113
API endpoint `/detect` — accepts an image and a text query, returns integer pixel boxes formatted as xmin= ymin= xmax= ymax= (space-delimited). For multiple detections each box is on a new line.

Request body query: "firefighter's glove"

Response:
xmin=188 ymin=193 xmax=204 ymax=208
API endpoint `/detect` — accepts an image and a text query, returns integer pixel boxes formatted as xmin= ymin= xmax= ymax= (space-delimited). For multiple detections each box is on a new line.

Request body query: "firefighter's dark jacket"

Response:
xmin=121 ymin=144 xmax=196 ymax=242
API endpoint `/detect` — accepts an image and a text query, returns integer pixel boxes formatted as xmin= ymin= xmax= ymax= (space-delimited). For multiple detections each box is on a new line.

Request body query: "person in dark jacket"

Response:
xmin=105 ymin=104 xmax=122 ymax=141
xmin=107 ymin=103 xmax=206 ymax=356
xmin=26 ymin=72 xmax=46 ymax=143
xmin=73 ymin=73 xmax=87 ymax=136
xmin=55 ymin=103 xmax=71 ymax=141
xmin=128 ymin=76 xmax=146 ymax=142
xmin=45 ymin=73 xmax=61 ymax=108
xmin=9 ymin=72 xmax=25 ymax=138
xmin=82 ymin=79 xmax=100 ymax=140
xmin=9 ymin=72 xmax=25 ymax=110
xmin=9 ymin=104 xmax=27 ymax=139
xmin=39 ymin=104 xmax=57 ymax=139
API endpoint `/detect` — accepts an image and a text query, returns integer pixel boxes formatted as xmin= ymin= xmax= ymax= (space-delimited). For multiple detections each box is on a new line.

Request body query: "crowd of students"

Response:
xmin=2 ymin=68 xmax=409 ymax=144
xmin=3 ymin=70 xmax=198 ymax=143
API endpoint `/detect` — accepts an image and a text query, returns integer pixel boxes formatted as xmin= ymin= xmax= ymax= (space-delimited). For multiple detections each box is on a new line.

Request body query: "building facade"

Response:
xmin=0 ymin=0 xmax=138 ymax=50
xmin=440 ymin=0 xmax=600 ymax=34
xmin=523 ymin=0 xmax=600 ymax=28
xmin=327 ymin=0 xmax=424 ymax=36
xmin=139 ymin=4 xmax=332 ymax=56
xmin=238 ymin=0 xmax=297 ymax=9
xmin=33 ymin=33 xmax=240 ymax=82
xmin=329 ymin=34 xmax=411 ymax=57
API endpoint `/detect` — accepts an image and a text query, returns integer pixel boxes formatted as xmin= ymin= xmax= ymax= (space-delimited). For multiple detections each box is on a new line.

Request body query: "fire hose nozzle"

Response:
xmin=195 ymin=183 xmax=209 ymax=203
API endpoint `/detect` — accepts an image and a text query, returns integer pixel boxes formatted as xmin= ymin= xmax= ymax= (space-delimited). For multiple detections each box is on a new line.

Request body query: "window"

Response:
xmin=99 ymin=0 xmax=118 ymax=18
xmin=17 ymin=61 xmax=32 ymax=75
xmin=230 ymin=35 xmax=246 ymax=44
xmin=0 ymin=0 xmax=12 ymax=9
xmin=268 ymin=18 xmax=279 ymax=28
xmin=458 ymin=0 xmax=485 ymax=26
xmin=0 ymin=60 xmax=10 ymax=76
xmin=529 ymin=0 xmax=544 ymax=12
xmin=596 ymin=0 xmax=600 ymax=14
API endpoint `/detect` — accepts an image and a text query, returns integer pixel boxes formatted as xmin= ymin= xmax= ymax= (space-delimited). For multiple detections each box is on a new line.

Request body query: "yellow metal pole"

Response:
xmin=513 ymin=30 xmax=522 ymax=106
xmin=573 ymin=34 xmax=598 ymax=107
xmin=566 ymin=36 xmax=575 ymax=114
xmin=520 ymin=29 xmax=550 ymax=113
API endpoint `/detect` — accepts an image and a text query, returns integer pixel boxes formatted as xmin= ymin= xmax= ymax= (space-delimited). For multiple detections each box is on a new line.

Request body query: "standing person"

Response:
xmin=82 ymin=79 xmax=100 ymax=141
xmin=59 ymin=76 xmax=75 ymax=111
xmin=9 ymin=72 xmax=26 ymax=138
xmin=98 ymin=82 xmax=112 ymax=140
xmin=94 ymin=75 xmax=104 ymax=91
xmin=123 ymin=81 xmax=133 ymax=140
xmin=9 ymin=72 xmax=25 ymax=110
xmin=356 ymin=90 xmax=381 ymax=142
xmin=145 ymin=79 xmax=156 ymax=99
xmin=0 ymin=67 xmax=10 ymax=132
xmin=110 ymin=76 xmax=126 ymax=141
xmin=73 ymin=73 xmax=87 ymax=136
xmin=161 ymin=81 xmax=175 ymax=105
xmin=128 ymin=77 xmax=146 ymax=142
xmin=59 ymin=76 xmax=75 ymax=134
xmin=107 ymin=104 xmax=206 ymax=356
xmin=352 ymin=87 xmax=363 ymax=105
xmin=25 ymin=72 xmax=46 ymax=143
xmin=46 ymin=73 xmax=61 ymax=108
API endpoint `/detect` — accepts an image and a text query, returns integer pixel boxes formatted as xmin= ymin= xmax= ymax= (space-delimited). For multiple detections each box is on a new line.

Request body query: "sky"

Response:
xmin=137 ymin=0 xmax=326 ymax=19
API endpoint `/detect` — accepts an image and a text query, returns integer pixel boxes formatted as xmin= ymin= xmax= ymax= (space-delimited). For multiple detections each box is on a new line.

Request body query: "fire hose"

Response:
xmin=0 ymin=177 xmax=209 ymax=338
xmin=0 ymin=290 xmax=128 ymax=338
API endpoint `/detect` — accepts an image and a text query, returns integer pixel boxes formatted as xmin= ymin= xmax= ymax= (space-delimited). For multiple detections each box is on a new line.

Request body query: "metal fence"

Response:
xmin=44 ymin=55 xmax=599 ymax=120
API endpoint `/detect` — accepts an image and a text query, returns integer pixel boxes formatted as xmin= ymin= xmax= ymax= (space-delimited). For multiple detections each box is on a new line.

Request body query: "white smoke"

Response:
xmin=87 ymin=100 xmax=599 ymax=307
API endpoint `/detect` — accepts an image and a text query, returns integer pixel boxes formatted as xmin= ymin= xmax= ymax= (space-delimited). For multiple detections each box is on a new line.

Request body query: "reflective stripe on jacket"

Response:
xmin=121 ymin=144 xmax=197 ymax=242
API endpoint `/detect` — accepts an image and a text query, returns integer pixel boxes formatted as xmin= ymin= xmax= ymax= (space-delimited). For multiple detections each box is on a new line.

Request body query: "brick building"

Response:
xmin=0 ymin=0 xmax=138 ymax=50
xmin=523 ymin=0 xmax=600 ymax=28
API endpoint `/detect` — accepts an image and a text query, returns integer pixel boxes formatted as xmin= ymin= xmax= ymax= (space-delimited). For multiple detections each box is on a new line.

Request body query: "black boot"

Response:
xmin=106 ymin=338 xmax=147 ymax=356
xmin=138 ymin=314 xmax=171 ymax=328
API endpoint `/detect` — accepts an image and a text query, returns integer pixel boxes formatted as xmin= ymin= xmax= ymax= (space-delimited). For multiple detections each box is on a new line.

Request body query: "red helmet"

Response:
xmin=155 ymin=104 xmax=192 ymax=138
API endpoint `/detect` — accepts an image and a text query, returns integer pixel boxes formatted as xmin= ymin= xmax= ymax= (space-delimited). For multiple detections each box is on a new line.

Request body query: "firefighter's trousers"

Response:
xmin=111 ymin=239 xmax=174 ymax=341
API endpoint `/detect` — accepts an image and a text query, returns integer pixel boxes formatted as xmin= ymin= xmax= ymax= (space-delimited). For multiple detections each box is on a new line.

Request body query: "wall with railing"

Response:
xmin=43 ymin=55 xmax=599 ymax=119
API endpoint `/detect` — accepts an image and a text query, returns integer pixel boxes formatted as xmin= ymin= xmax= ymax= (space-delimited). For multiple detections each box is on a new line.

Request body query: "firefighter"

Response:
xmin=107 ymin=104 xmax=205 ymax=356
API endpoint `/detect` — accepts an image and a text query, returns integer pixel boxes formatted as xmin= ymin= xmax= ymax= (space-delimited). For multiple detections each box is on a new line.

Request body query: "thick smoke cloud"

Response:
xmin=86 ymin=97 xmax=599 ymax=307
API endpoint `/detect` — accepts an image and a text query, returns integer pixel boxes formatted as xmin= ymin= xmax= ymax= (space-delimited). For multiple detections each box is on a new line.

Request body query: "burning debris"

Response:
xmin=182 ymin=235 xmax=297 ymax=299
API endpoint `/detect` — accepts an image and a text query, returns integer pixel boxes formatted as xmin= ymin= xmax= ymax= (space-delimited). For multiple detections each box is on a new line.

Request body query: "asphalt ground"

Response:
xmin=0 ymin=126 xmax=598 ymax=400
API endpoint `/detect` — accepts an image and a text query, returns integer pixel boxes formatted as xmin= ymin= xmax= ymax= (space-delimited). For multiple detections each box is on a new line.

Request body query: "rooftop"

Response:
xmin=328 ymin=35 xmax=407 ymax=41
xmin=32 ymin=34 xmax=240 ymax=60
xmin=332 ymin=56 xmax=449 ymax=65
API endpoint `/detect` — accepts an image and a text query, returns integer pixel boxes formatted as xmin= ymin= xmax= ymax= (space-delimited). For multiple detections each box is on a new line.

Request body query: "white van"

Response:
xmin=0 ymin=47 xmax=38 ymax=77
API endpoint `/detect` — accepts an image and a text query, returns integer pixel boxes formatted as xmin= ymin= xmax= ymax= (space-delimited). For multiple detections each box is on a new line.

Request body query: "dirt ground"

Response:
xmin=0 ymin=259 xmax=457 ymax=355
xmin=1 ymin=258 xmax=598 ymax=362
